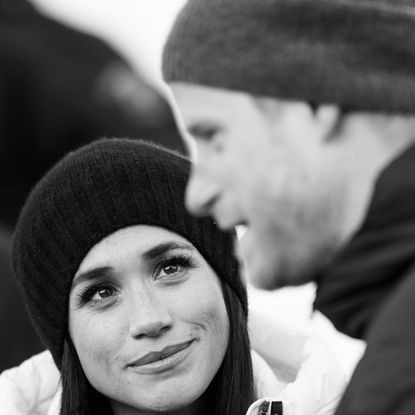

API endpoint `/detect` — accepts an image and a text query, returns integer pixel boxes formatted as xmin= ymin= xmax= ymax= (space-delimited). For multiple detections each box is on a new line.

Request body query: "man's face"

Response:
xmin=170 ymin=83 xmax=345 ymax=289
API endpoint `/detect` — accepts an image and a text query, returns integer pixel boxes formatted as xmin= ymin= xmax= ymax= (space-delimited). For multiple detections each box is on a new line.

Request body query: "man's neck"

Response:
xmin=335 ymin=112 xmax=415 ymax=245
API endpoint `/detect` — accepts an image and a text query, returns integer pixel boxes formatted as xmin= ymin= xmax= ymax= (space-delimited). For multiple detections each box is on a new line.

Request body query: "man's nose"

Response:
xmin=185 ymin=167 xmax=219 ymax=217
xmin=128 ymin=288 xmax=173 ymax=338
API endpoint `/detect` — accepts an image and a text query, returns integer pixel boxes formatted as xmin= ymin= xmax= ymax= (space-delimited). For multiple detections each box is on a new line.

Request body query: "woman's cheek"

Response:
xmin=69 ymin=310 xmax=122 ymax=379
xmin=174 ymin=276 xmax=229 ymax=337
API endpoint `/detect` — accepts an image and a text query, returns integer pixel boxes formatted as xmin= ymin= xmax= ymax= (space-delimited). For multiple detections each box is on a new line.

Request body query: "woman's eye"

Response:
xmin=79 ymin=284 xmax=119 ymax=305
xmin=93 ymin=287 xmax=115 ymax=300
xmin=162 ymin=264 xmax=181 ymax=275
xmin=156 ymin=254 xmax=195 ymax=280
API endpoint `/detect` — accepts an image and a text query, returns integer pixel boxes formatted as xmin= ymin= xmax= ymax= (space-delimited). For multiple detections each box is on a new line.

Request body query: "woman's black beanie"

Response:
xmin=163 ymin=0 xmax=415 ymax=113
xmin=12 ymin=138 xmax=247 ymax=368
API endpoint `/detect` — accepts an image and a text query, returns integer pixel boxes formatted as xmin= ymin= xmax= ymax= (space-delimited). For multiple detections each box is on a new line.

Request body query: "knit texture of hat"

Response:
xmin=163 ymin=0 xmax=415 ymax=113
xmin=12 ymin=138 xmax=246 ymax=368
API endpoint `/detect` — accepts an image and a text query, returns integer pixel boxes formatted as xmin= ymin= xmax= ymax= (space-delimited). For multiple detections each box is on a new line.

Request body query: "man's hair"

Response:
xmin=59 ymin=280 xmax=256 ymax=415
xmin=163 ymin=0 xmax=415 ymax=114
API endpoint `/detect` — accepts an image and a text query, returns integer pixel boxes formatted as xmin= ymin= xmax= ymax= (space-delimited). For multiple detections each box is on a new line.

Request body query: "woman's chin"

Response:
xmin=110 ymin=384 xmax=204 ymax=415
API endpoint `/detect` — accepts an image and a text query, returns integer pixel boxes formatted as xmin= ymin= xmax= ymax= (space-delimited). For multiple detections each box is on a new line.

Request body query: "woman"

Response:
xmin=2 ymin=138 xmax=345 ymax=415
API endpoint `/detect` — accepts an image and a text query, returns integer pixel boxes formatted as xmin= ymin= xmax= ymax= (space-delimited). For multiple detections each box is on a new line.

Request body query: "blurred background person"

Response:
xmin=0 ymin=0 xmax=185 ymax=229
xmin=0 ymin=0 xmax=184 ymax=371
xmin=0 ymin=226 xmax=41 ymax=371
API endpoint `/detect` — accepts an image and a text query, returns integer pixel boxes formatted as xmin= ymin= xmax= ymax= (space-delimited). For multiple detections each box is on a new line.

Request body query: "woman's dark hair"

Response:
xmin=60 ymin=339 xmax=112 ymax=415
xmin=60 ymin=281 xmax=256 ymax=415
xmin=206 ymin=281 xmax=257 ymax=414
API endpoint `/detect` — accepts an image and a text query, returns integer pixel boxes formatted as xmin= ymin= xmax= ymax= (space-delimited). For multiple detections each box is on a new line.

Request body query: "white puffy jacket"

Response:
xmin=0 ymin=305 xmax=346 ymax=415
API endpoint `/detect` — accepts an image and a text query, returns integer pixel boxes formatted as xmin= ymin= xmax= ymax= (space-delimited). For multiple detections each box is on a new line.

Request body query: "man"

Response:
xmin=162 ymin=0 xmax=415 ymax=414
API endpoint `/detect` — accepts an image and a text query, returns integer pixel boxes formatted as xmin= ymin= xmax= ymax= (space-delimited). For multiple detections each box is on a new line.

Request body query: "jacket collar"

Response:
xmin=314 ymin=143 xmax=415 ymax=338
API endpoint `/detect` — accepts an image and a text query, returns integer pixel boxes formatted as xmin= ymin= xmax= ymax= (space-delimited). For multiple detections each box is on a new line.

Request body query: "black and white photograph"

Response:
xmin=1 ymin=1 xmax=413 ymax=414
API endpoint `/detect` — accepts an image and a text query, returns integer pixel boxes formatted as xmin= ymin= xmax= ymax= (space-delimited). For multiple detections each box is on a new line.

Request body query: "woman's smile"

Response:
xmin=127 ymin=339 xmax=196 ymax=375
xmin=69 ymin=225 xmax=229 ymax=412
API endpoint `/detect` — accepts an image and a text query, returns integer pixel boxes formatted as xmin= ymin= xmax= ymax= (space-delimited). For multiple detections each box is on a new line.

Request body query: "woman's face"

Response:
xmin=68 ymin=225 xmax=229 ymax=414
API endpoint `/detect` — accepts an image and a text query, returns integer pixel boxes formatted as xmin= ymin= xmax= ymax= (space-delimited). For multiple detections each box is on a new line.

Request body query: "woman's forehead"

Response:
xmin=75 ymin=225 xmax=196 ymax=275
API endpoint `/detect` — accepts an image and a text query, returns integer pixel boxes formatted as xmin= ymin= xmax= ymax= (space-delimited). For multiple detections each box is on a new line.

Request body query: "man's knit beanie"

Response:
xmin=163 ymin=0 xmax=415 ymax=113
xmin=12 ymin=138 xmax=246 ymax=368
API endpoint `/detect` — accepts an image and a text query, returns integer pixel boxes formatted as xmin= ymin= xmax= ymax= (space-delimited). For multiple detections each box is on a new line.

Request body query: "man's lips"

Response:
xmin=128 ymin=340 xmax=194 ymax=367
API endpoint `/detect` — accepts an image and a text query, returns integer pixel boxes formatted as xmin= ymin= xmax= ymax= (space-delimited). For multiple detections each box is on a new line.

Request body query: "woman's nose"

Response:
xmin=185 ymin=166 xmax=219 ymax=217
xmin=128 ymin=288 xmax=173 ymax=338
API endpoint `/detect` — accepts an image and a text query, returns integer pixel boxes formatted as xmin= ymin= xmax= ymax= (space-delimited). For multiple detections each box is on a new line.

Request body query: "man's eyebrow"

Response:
xmin=71 ymin=266 xmax=113 ymax=292
xmin=142 ymin=241 xmax=195 ymax=261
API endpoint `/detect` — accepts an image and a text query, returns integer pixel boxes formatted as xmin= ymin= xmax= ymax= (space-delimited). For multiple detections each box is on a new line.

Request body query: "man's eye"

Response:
xmin=188 ymin=124 xmax=219 ymax=141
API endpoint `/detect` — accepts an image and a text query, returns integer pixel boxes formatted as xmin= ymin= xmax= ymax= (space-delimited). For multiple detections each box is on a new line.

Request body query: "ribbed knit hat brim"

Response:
xmin=12 ymin=138 xmax=246 ymax=367
xmin=163 ymin=0 xmax=415 ymax=113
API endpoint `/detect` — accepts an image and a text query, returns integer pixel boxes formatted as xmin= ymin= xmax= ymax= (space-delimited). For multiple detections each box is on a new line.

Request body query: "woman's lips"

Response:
xmin=129 ymin=340 xmax=194 ymax=368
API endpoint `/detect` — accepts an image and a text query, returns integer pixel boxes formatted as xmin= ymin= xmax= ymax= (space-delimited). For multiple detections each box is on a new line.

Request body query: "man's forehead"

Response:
xmin=170 ymin=82 xmax=264 ymax=125
xmin=169 ymin=76 xmax=288 ymax=122
xmin=171 ymin=82 xmax=252 ymax=105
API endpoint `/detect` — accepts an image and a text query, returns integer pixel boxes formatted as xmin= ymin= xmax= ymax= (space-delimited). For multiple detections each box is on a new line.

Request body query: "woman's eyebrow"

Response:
xmin=142 ymin=241 xmax=195 ymax=261
xmin=70 ymin=243 xmax=193 ymax=291
xmin=71 ymin=266 xmax=113 ymax=292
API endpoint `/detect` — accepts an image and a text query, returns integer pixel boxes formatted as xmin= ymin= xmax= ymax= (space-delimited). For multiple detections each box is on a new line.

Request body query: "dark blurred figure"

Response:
xmin=0 ymin=226 xmax=44 ymax=370
xmin=0 ymin=0 xmax=185 ymax=228
xmin=0 ymin=0 xmax=185 ymax=371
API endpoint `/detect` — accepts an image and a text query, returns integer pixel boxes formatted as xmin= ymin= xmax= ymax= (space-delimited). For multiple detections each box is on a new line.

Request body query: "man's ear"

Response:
xmin=313 ymin=104 xmax=342 ymax=142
